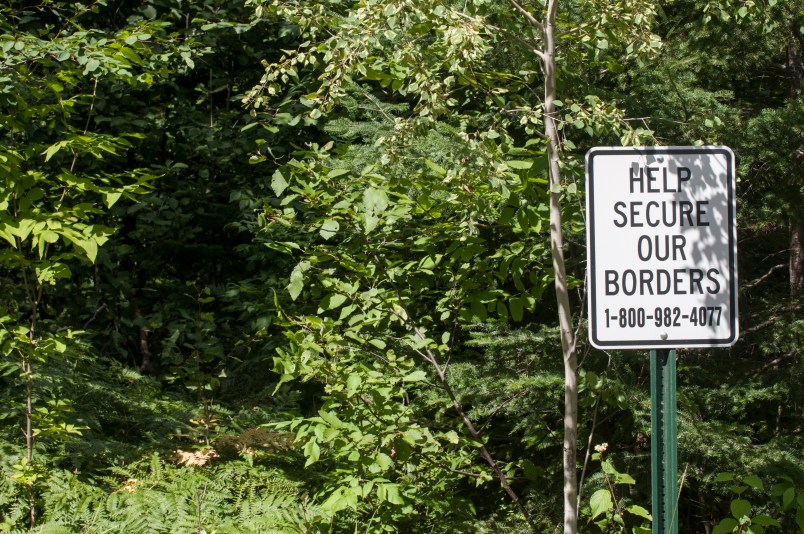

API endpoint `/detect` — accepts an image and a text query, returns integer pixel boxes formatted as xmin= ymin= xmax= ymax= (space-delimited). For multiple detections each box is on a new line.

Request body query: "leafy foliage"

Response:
xmin=0 ymin=0 xmax=801 ymax=533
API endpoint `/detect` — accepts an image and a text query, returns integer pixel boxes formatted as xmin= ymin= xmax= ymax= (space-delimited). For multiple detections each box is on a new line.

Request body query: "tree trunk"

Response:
xmin=788 ymin=17 xmax=803 ymax=295
xmin=542 ymin=0 xmax=579 ymax=531
xmin=791 ymin=216 xmax=804 ymax=295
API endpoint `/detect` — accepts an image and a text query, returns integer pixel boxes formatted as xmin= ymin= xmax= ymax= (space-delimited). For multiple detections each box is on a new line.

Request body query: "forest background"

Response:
xmin=0 ymin=0 xmax=802 ymax=532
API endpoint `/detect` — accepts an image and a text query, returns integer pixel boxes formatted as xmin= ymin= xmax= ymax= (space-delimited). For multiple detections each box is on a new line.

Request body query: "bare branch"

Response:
xmin=743 ymin=305 xmax=803 ymax=334
xmin=742 ymin=263 xmax=786 ymax=290
xmin=754 ymin=349 xmax=797 ymax=376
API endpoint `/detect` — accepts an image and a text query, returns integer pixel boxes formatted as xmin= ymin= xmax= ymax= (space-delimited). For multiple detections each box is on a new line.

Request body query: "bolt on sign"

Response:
xmin=585 ymin=146 xmax=738 ymax=349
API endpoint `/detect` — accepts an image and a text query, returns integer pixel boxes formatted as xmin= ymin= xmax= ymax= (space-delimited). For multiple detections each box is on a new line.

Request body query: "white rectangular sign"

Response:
xmin=585 ymin=146 xmax=738 ymax=349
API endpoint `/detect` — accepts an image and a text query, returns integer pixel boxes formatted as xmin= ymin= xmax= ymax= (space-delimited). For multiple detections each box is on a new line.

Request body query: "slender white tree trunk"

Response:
xmin=542 ymin=0 xmax=579 ymax=531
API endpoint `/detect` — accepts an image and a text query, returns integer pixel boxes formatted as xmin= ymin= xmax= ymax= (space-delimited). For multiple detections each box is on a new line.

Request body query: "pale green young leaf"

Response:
xmin=375 ymin=452 xmax=392 ymax=471
xmin=288 ymin=261 xmax=309 ymax=301
xmin=346 ymin=374 xmax=361 ymax=397
xmin=589 ymin=488 xmax=612 ymax=519
xmin=402 ymin=370 xmax=426 ymax=382
xmin=103 ymin=191 xmax=123 ymax=208
xmin=271 ymin=169 xmax=289 ymax=196
xmin=367 ymin=338 xmax=386 ymax=350
xmin=377 ymin=483 xmax=404 ymax=505
xmin=505 ymin=160 xmax=533 ymax=170
xmin=323 ymin=293 xmax=347 ymax=310
xmin=303 ymin=440 xmax=320 ymax=466
xmin=13 ymin=219 xmax=37 ymax=242
xmin=625 ymin=505 xmax=651 ymax=520
xmin=321 ymin=488 xmax=358 ymax=512
xmin=614 ymin=472 xmax=636 ymax=484
xmin=319 ymin=218 xmax=339 ymax=239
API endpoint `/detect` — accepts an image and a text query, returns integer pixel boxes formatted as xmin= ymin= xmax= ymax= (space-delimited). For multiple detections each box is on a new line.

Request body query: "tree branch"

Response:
xmin=743 ymin=305 xmax=802 ymax=335
xmin=507 ymin=0 xmax=544 ymax=34
xmin=742 ymin=263 xmax=786 ymax=290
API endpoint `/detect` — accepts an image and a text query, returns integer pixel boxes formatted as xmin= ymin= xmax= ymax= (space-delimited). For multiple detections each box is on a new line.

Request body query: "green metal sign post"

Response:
xmin=651 ymin=349 xmax=678 ymax=534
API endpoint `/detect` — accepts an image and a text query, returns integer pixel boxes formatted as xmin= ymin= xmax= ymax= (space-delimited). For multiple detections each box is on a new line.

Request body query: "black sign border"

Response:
xmin=585 ymin=146 xmax=738 ymax=349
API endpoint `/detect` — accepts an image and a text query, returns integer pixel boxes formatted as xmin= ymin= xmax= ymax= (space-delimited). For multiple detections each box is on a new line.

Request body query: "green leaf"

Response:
xmin=67 ymin=236 xmax=98 ymax=263
xmin=271 ymin=170 xmax=289 ymax=196
xmin=713 ymin=518 xmax=739 ymax=534
xmin=324 ymin=293 xmax=347 ymax=310
xmin=614 ymin=472 xmax=636 ymax=484
xmin=715 ymin=472 xmax=735 ymax=483
xmin=321 ymin=487 xmax=358 ymax=512
xmin=318 ymin=409 xmax=343 ymax=429
xmin=601 ymin=458 xmax=617 ymax=475
xmin=85 ymin=58 xmax=100 ymax=73
xmin=730 ymin=498 xmax=751 ymax=520
xmin=424 ymin=159 xmax=447 ymax=175
xmin=288 ymin=262 xmax=307 ymax=301
xmin=377 ymin=483 xmax=405 ymax=505
xmin=303 ymin=440 xmax=320 ymax=466
xmin=783 ymin=487 xmax=795 ymax=510
xmin=375 ymin=452 xmax=392 ymax=471
xmin=119 ymin=47 xmax=143 ymax=65
xmin=363 ymin=187 xmax=388 ymax=233
xmin=443 ymin=430 xmax=459 ymax=444
xmin=43 ymin=140 xmax=69 ymax=162
xmin=505 ymin=160 xmax=533 ymax=170
xmin=521 ymin=459 xmax=538 ymax=481
xmin=402 ymin=370 xmax=426 ymax=382
xmin=589 ymin=489 xmax=612 ymax=519
xmin=328 ymin=168 xmax=350 ymax=178
xmin=509 ymin=297 xmax=524 ymax=322
xmin=742 ymin=475 xmax=764 ymax=491
xmin=346 ymin=374 xmax=361 ymax=397
xmin=367 ymin=338 xmax=386 ymax=350
xmin=103 ymin=191 xmax=123 ymax=208
xmin=751 ymin=515 xmax=781 ymax=527
xmin=626 ymin=505 xmax=652 ymax=520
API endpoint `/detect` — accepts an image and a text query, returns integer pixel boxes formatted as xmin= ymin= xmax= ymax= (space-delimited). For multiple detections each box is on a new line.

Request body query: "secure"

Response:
xmin=612 ymin=200 xmax=710 ymax=228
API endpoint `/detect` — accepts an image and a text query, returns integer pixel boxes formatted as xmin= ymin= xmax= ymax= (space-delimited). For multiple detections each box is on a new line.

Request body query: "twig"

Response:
xmin=576 ymin=394 xmax=600 ymax=516
xmin=742 ymin=305 xmax=803 ymax=335
xmin=82 ymin=302 xmax=108 ymax=329
xmin=671 ymin=464 xmax=689 ymax=532
xmin=754 ymin=349 xmax=797 ymax=376
xmin=742 ymin=263 xmax=786 ymax=290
